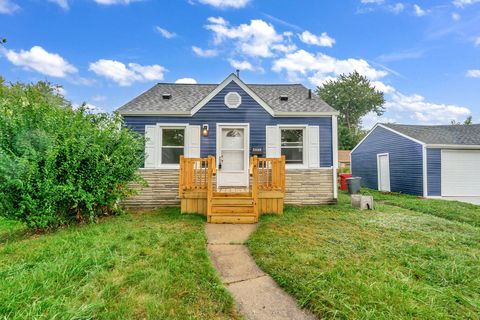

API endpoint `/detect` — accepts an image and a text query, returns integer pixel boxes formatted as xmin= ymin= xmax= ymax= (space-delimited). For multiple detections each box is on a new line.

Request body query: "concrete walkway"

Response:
xmin=206 ymin=224 xmax=316 ymax=320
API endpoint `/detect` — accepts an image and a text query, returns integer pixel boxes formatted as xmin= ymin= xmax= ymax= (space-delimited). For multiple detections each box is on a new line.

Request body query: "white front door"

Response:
xmin=217 ymin=124 xmax=249 ymax=187
xmin=377 ymin=153 xmax=391 ymax=192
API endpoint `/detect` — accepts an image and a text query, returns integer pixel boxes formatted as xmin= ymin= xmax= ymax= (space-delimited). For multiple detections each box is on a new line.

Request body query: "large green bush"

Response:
xmin=0 ymin=78 xmax=144 ymax=228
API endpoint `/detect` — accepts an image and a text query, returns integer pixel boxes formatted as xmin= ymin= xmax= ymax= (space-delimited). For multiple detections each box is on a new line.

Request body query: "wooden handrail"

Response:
xmin=207 ymin=155 xmax=215 ymax=218
xmin=252 ymin=155 xmax=259 ymax=220
xmin=251 ymin=156 xmax=285 ymax=192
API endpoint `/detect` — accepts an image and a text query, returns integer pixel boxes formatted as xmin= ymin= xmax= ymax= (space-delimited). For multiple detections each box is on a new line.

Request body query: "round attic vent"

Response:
xmin=224 ymin=92 xmax=242 ymax=109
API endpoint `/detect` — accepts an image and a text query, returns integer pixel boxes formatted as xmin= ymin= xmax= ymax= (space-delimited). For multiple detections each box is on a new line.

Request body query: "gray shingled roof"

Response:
xmin=382 ymin=123 xmax=480 ymax=145
xmin=117 ymin=82 xmax=336 ymax=114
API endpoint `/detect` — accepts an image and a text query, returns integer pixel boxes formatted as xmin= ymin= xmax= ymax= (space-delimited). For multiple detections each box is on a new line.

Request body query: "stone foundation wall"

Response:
xmin=123 ymin=168 xmax=336 ymax=209
xmin=122 ymin=169 xmax=180 ymax=209
xmin=285 ymin=169 xmax=336 ymax=205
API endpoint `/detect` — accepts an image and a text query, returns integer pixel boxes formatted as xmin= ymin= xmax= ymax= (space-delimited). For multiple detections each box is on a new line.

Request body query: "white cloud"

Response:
xmin=228 ymin=59 xmax=254 ymax=71
xmin=0 ymin=0 xmax=19 ymax=14
xmin=453 ymin=0 xmax=480 ymax=8
xmin=452 ymin=12 xmax=461 ymax=21
xmin=92 ymin=95 xmax=107 ymax=102
xmin=155 ymin=26 xmax=176 ymax=39
xmin=175 ymin=78 xmax=197 ymax=84
xmin=362 ymin=112 xmax=398 ymax=129
xmin=388 ymin=3 xmax=405 ymax=14
xmin=298 ymin=31 xmax=335 ymax=47
xmin=413 ymin=4 xmax=426 ymax=16
xmin=272 ymin=49 xmax=388 ymax=86
xmin=360 ymin=0 xmax=385 ymax=4
xmin=2 ymin=46 xmax=78 ymax=78
xmin=205 ymin=17 xmax=288 ymax=58
xmin=196 ymin=0 xmax=250 ymax=8
xmin=386 ymin=92 xmax=471 ymax=124
xmin=49 ymin=0 xmax=69 ymax=10
xmin=192 ymin=46 xmax=218 ymax=57
xmin=94 ymin=0 xmax=140 ymax=5
xmin=89 ymin=59 xmax=166 ymax=86
xmin=466 ymin=69 xmax=480 ymax=77
xmin=371 ymin=80 xmax=395 ymax=94
xmin=474 ymin=37 xmax=480 ymax=46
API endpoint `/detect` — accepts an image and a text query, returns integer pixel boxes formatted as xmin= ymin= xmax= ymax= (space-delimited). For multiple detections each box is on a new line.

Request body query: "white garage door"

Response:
xmin=441 ymin=150 xmax=480 ymax=196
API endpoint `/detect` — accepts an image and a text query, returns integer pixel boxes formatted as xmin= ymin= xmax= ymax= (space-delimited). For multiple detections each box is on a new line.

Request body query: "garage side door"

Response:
xmin=441 ymin=150 xmax=480 ymax=196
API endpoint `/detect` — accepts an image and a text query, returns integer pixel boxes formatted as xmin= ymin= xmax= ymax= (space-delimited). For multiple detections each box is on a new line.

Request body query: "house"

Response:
xmin=338 ymin=150 xmax=351 ymax=168
xmin=351 ymin=123 xmax=480 ymax=198
xmin=117 ymin=73 xmax=339 ymax=222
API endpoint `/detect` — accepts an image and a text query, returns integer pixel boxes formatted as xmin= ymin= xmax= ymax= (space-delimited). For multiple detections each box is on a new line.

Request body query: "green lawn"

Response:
xmin=0 ymin=210 xmax=239 ymax=319
xmin=248 ymin=192 xmax=480 ymax=319
xmin=362 ymin=189 xmax=480 ymax=228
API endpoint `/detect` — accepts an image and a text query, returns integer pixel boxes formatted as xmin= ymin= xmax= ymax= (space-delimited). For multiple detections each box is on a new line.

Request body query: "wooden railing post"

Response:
xmin=179 ymin=155 xmax=185 ymax=198
xmin=252 ymin=155 xmax=259 ymax=221
xmin=281 ymin=155 xmax=286 ymax=192
xmin=207 ymin=155 xmax=215 ymax=221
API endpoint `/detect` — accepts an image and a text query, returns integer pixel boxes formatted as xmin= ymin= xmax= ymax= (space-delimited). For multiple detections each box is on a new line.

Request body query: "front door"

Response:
xmin=217 ymin=124 xmax=249 ymax=187
xmin=377 ymin=153 xmax=391 ymax=192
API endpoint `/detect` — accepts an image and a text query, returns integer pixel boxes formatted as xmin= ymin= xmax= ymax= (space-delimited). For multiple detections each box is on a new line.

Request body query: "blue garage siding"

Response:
xmin=123 ymin=81 xmax=333 ymax=167
xmin=351 ymin=126 xmax=424 ymax=195
xmin=427 ymin=148 xmax=441 ymax=196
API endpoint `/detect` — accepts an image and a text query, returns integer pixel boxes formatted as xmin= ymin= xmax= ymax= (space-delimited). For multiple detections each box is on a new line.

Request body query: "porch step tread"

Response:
xmin=213 ymin=192 xmax=252 ymax=197
xmin=211 ymin=198 xmax=254 ymax=206
xmin=209 ymin=215 xmax=257 ymax=224
xmin=211 ymin=206 xmax=254 ymax=214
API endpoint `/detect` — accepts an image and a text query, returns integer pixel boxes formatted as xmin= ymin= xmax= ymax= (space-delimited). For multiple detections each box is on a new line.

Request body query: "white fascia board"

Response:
xmin=426 ymin=144 xmax=480 ymax=149
xmin=422 ymin=145 xmax=428 ymax=197
xmin=332 ymin=115 xmax=338 ymax=199
xmin=190 ymin=73 xmax=275 ymax=117
xmin=118 ymin=110 xmax=191 ymax=116
xmin=274 ymin=111 xmax=340 ymax=117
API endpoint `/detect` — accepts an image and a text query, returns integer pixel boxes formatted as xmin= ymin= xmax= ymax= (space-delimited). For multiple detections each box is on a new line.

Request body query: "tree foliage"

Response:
xmin=0 ymin=78 xmax=144 ymax=229
xmin=451 ymin=116 xmax=473 ymax=125
xmin=317 ymin=71 xmax=385 ymax=149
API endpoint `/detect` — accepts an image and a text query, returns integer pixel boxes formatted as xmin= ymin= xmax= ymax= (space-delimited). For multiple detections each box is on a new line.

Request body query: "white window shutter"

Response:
xmin=308 ymin=126 xmax=320 ymax=168
xmin=266 ymin=126 xmax=280 ymax=158
xmin=186 ymin=125 xmax=201 ymax=158
xmin=144 ymin=125 xmax=157 ymax=168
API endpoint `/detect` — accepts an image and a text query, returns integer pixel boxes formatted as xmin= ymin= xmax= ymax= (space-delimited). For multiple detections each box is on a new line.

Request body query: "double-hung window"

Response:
xmin=161 ymin=128 xmax=185 ymax=164
xmin=280 ymin=128 xmax=305 ymax=165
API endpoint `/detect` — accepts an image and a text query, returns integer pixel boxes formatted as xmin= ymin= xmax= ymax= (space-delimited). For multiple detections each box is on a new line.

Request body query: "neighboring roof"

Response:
xmin=338 ymin=150 xmax=351 ymax=163
xmin=117 ymin=73 xmax=337 ymax=115
xmin=382 ymin=123 xmax=480 ymax=146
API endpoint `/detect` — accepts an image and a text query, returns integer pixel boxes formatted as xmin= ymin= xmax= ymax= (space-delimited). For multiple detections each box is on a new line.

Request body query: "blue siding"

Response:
xmin=351 ymin=126 xmax=424 ymax=195
xmin=124 ymin=81 xmax=333 ymax=167
xmin=427 ymin=148 xmax=441 ymax=196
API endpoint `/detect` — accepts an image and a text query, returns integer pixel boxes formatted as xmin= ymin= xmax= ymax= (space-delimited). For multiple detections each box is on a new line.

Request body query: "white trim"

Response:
xmin=376 ymin=153 xmax=391 ymax=192
xmin=332 ymin=115 xmax=338 ymax=199
xmin=216 ymin=123 xmax=250 ymax=187
xmin=426 ymin=144 xmax=480 ymax=149
xmin=156 ymin=123 xmax=189 ymax=169
xmin=119 ymin=111 xmax=191 ymax=116
xmin=351 ymin=123 xmax=425 ymax=154
xmin=191 ymin=73 xmax=275 ymax=116
xmin=422 ymin=145 xmax=428 ymax=197
xmin=224 ymin=91 xmax=242 ymax=108
xmin=278 ymin=124 xmax=309 ymax=169
xmin=275 ymin=111 xmax=339 ymax=117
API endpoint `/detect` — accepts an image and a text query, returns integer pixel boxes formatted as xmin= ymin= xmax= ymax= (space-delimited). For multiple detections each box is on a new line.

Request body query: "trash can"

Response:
xmin=346 ymin=177 xmax=362 ymax=194
xmin=339 ymin=173 xmax=352 ymax=191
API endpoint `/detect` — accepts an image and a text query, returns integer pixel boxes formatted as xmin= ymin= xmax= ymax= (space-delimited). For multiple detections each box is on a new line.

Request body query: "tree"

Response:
xmin=0 ymin=78 xmax=145 ymax=229
xmin=317 ymin=71 xmax=385 ymax=149
xmin=451 ymin=116 xmax=473 ymax=125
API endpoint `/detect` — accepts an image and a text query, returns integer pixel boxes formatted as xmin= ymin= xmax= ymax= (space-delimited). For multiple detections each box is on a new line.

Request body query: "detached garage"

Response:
xmin=351 ymin=123 xmax=480 ymax=198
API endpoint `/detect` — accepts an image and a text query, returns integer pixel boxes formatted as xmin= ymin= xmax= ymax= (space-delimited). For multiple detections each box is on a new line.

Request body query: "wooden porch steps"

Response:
xmin=208 ymin=195 xmax=257 ymax=224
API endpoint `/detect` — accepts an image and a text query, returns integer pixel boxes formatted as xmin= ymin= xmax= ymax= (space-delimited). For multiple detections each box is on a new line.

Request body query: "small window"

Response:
xmin=161 ymin=128 xmax=184 ymax=164
xmin=281 ymin=128 xmax=304 ymax=165
xmin=224 ymin=92 xmax=242 ymax=108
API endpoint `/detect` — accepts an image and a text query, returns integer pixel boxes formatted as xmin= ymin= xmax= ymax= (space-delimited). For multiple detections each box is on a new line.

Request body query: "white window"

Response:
xmin=280 ymin=128 xmax=305 ymax=165
xmin=160 ymin=127 xmax=185 ymax=164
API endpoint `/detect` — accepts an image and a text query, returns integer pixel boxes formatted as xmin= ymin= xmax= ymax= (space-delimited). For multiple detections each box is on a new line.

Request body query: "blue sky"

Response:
xmin=1 ymin=0 xmax=479 ymax=127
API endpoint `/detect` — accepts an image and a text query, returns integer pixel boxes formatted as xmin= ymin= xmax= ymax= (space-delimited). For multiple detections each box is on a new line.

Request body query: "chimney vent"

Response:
xmin=308 ymin=89 xmax=312 ymax=99
xmin=236 ymin=69 xmax=240 ymax=78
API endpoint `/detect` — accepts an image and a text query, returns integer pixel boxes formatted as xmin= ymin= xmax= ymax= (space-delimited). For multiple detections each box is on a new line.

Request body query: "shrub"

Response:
xmin=0 ymin=78 xmax=144 ymax=229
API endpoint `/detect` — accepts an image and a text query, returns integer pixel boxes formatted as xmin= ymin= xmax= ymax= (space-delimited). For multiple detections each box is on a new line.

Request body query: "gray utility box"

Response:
xmin=346 ymin=177 xmax=362 ymax=194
